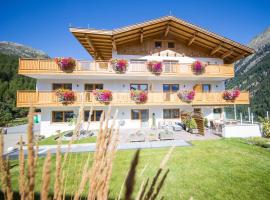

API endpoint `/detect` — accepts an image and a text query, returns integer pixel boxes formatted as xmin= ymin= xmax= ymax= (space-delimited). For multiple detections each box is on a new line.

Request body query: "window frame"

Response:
xmin=84 ymin=110 xmax=104 ymax=122
xmin=52 ymin=83 xmax=72 ymax=91
xmin=163 ymin=84 xmax=179 ymax=92
xmin=163 ymin=109 xmax=180 ymax=119
xmin=154 ymin=41 xmax=162 ymax=48
xmin=202 ymin=84 xmax=211 ymax=93
xmin=130 ymin=84 xmax=148 ymax=91
xmin=168 ymin=42 xmax=175 ymax=48
xmin=84 ymin=83 xmax=103 ymax=91
xmin=52 ymin=111 xmax=74 ymax=123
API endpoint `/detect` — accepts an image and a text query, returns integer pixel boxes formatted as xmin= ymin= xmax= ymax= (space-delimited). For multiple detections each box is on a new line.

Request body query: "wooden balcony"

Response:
xmin=18 ymin=58 xmax=234 ymax=79
xmin=17 ymin=90 xmax=249 ymax=108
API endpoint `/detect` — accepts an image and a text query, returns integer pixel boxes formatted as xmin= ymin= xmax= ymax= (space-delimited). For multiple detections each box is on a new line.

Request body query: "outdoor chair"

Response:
xmin=129 ymin=130 xmax=145 ymax=142
xmin=158 ymin=129 xmax=174 ymax=140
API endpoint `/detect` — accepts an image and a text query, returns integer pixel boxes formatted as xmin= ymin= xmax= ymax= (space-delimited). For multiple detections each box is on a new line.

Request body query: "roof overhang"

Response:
xmin=70 ymin=16 xmax=254 ymax=62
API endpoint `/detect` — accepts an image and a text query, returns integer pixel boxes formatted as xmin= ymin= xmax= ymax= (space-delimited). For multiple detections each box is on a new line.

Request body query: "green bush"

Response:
xmin=246 ymin=137 xmax=270 ymax=148
xmin=259 ymin=117 xmax=270 ymax=137
xmin=204 ymin=118 xmax=209 ymax=127
xmin=183 ymin=117 xmax=197 ymax=130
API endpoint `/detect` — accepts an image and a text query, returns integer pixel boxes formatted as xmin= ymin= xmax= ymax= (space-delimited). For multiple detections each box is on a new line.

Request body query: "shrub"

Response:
xmin=246 ymin=137 xmax=270 ymax=148
xmin=204 ymin=118 xmax=209 ymax=127
xmin=259 ymin=117 xmax=270 ymax=137
xmin=183 ymin=117 xmax=197 ymax=130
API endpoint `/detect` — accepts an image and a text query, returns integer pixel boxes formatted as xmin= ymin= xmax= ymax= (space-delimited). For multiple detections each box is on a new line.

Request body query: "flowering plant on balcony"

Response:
xmin=192 ymin=61 xmax=206 ymax=75
xmin=110 ymin=59 xmax=128 ymax=73
xmin=93 ymin=89 xmax=112 ymax=104
xmin=223 ymin=89 xmax=240 ymax=101
xmin=130 ymin=90 xmax=148 ymax=103
xmin=55 ymin=57 xmax=76 ymax=72
xmin=55 ymin=89 xmax=75 ymax=104
xmin=177 ymin=90 xmax=195 ymax=103
xmin=147 ymin=61 xmax=163 ymax=74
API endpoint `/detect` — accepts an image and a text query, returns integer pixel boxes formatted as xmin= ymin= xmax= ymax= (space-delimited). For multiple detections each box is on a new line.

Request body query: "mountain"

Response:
xmin=0 ymin=42 xmax=49 ymax=126
xmin=226 ymin=28 xmax=270 ymax=118
xmin=0 ymin=41 xmax=49 ymax=58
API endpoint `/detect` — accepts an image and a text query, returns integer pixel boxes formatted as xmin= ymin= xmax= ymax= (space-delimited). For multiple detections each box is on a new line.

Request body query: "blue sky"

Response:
xmin=1 ymin=0 xmax=269 ymax=59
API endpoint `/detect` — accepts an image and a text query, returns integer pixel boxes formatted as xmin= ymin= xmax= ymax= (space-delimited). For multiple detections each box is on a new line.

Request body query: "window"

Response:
xmin=52 ymin=111 xmax=74 ymax=122
xmin=52 ymin=83 xmax=72 ymax=90
xmin=131 ymin=109 xmax=140 ymax=120
xmin=155 ymin=41 xmax=162 ymax=48
xmin=85 ymin=84 xmax=103 ymax=91
xmin=194 ymin=108 xmax=201 ymax=114
xmin=163 ymin=84 xmax=179 ymax=92
xmin=130 ymin=84 xmax=148 ymax=91
xmin=163 ymin=109 xmax=180 ymax=119
xmin=202 ymin=84 xmax=211 ymax=93
xmin=168 ymin=42 xmax=175 ymax=48
xmin=84 ymin=110 xmax=103 ymax=121
xmin=213 ymin=108 xmax=222 ymax=114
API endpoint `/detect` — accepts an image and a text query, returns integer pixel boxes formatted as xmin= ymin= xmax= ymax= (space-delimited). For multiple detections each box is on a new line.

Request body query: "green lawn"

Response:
xmin=38 ymin=134 xmax=97 ymax=145
xmin=9 ymin=139 xmax=270 ymax=199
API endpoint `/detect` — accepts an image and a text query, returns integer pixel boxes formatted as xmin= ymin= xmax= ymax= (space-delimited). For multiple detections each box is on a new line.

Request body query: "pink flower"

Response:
xmin=192 ymin=61 xmax=205 ymax=74
xmin=147 ymin=61 xmax=163 ymax=74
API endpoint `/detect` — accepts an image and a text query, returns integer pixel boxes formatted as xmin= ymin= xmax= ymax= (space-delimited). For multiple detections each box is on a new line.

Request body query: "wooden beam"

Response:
xmin=140 ymin=29 xmax=143 ymax=43
xmin=233 ymin=53 xmax=247 ymax=62
xmin=164 ymin=23 xmax=170 ymax=37
xmin=221 ymin=49 xmax=234 ymax=59
xmin=187 ymin=32 xmax=197 ymax=46
xmin=85 ymin=35 xmax=104 ymax=60
xmin=112 ymin=36 xmax=117 ymax=51
xmin=210 ymin=43 xmax=223 ymax=55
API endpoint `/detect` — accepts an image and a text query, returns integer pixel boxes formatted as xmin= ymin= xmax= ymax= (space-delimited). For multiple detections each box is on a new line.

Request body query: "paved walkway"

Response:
xmin=6 ymin=139 xmax=191 ymax=159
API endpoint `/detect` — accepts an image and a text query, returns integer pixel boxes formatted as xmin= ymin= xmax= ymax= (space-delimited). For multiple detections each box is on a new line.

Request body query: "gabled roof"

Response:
xmin=70 ymin=15 xmax=254 ymax=62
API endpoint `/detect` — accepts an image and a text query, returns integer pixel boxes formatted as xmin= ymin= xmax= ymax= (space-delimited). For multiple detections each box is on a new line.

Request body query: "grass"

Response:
xmin=7 ymin=117 xmax=28 ymax=127
xmin=8 ymin=139 xmax=270 ymax=199
xmin=38 ymin=134 xmax=97 ymax=145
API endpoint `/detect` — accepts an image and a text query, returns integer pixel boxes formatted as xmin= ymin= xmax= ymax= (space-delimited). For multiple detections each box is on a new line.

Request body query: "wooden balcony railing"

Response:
xmin=18 ymin=58 xmax=234 ymax=78
xmin=17 ymin=90 xmax=249 ymax=107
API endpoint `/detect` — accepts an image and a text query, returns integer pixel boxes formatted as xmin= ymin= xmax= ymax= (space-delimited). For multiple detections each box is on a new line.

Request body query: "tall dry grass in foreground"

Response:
xmin=0 ymin=106 xmax=174 ymax=200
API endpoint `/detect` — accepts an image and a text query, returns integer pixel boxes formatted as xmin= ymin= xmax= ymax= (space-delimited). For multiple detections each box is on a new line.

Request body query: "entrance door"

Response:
xmin=163 ymin=84 xmax=179 ymax=101
xmin=131 ymin=109 xmax=149 ymax=128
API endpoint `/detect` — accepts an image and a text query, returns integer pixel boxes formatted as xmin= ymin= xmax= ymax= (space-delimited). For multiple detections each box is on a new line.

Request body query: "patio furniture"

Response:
xmin=129 ymin=130 xmax=145 ymax=142
xmin=172 ymin=123 xmax=183 ymax=131
xmin=159 ymin=129 xmax=174 ymax=140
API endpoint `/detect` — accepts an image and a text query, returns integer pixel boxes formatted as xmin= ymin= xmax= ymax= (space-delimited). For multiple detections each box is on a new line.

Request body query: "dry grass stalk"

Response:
xmin=19 ymin=136 xmax=25 ymax=200
xmin=116 ymin=169 xmax=129 ymax=200
xmin=86 ymin=106 xmax=93 ymax=132
xmin=53 ymin=135 xmax=62 ymax=200
xmin=25 ymin=106 xmax=35 ymax=200
xmin=41 ymin=151 xmax=51 ymax=200
xmin=135 ymin=178 xmax=149 ymax=200
xmin=125 ymin=150 xmax=140 ymax=200
xmin=87 ymin=108 xmax=119 ymax=200
xmin=0 ymin=130 xmax=3 ymax=175
xmin=73 ymin=153 xmax=92 ymax=200
xmin=142 ymin=146 xmax=175 ymax=200
xmin=139 ymin=164 xmax=148 ymax=177
xmin=2 ymin=157 xmax=13 ymax=200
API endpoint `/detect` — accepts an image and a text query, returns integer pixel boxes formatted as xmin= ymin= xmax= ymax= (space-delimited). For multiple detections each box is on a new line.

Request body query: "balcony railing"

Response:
xmin=17 ymin=90 xmax=249 ymax=107
xmin=18 ymin=59 xmax=234 ymax=77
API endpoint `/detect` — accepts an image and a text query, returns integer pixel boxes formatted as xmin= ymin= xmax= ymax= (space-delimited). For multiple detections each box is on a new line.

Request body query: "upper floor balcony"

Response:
xmin=18 ymin=58 xmax=234 ymax=81
xmin=17 ymin=90 xmax=249 ymax=108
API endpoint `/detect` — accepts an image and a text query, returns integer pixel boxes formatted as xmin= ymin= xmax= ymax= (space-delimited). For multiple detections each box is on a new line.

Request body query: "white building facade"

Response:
xmin=17 ymin=16 xmax=253 ymax=137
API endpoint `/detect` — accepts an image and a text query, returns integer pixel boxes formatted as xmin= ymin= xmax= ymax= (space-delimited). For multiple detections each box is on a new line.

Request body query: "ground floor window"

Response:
xmin=84 ymin=110 xmax=103 ymax=121
xmin=163 ymin=109 xmax=180 ymax=119
xmin=131 ymin=109 xmax=149 ymax=120
xmin=52 ymin=111 xmax=74 ymax=122
xmin=213 ymin=108 xmax=222 ymax=114
xmin=84 ymin=84 xmax=103 ymax=91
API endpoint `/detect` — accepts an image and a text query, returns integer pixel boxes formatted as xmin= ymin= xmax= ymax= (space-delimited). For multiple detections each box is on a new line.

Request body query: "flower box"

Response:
xmin=177 ymin=90 xmax=195 ymax=103
xmin=93 ymin=89 xmax=112 ymax=104
xmin=55 ymin=89 xmax=75 ymax=104
xmin=130 ymin=90 xmax=148 ymax=103
xmin=110 ymin=59 xmax=128 ymax=73
xmin=223 ymin=89 xmax=240 ymax=101
xmin=192 ymin=61 xmax=206 ymax=75
xmin=147 ymin=61 xmax=163 ymax=74
xmin=55 ymin=57 xmax=76 ymax=72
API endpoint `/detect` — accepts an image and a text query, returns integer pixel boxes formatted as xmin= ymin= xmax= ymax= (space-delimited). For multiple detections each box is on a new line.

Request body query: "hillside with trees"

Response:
xmin=226 ymin=28 xmax=270 ymax=118
xmin=0 ymin=42 xmax=49 ymax=126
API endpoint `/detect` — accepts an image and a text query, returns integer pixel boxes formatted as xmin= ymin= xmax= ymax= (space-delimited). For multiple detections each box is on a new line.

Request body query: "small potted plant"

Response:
xmin=183 ymin=117 xmax=198 ymax=134
xmin=55 ymin=57 xmax=76 ymax=72
xmin=177 ymin=90 xmax=195 ymax=103
xmin=223 ymin=89 xmax=240 ymax=101
xmin=93 ymin=89 xmax=112 ymax=104
xmin=130 ymin=90 xmax=148 ymax=103
xmin=110 ymin=59 xmax=128 ymax=73
xmin=192 ymin=61 xmax=206 ymax=75
xmin=147 ymin=61 xmax=163 ymax=75
xmin=55 ymin=89 xmax=75 ymax=104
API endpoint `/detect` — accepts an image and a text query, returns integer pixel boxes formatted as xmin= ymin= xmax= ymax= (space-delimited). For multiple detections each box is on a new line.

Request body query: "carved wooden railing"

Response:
xmin=17 ymin=90 xmax=249 ymax=107
xmin=18 ymin=58 xmax=234 ymax=77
